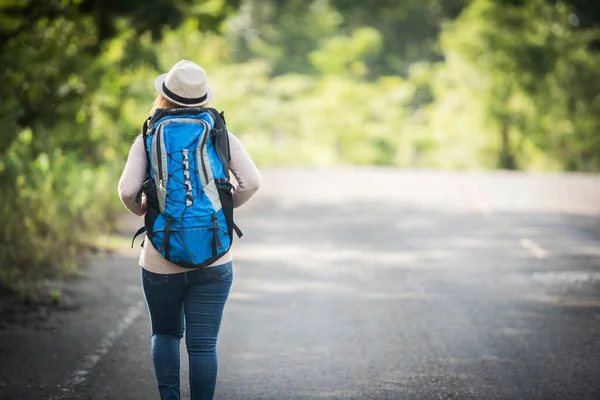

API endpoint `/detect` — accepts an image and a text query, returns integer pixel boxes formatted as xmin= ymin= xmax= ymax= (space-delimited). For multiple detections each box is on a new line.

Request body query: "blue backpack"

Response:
xmin=132 ymin=107 xmax=242 ymax=268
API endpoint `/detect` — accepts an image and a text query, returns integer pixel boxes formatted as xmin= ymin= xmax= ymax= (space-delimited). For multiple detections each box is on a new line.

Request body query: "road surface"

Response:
xmin=1 ymin=168 xmax=599 ymax=400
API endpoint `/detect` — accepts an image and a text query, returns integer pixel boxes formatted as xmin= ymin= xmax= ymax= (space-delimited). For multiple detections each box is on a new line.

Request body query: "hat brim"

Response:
xmin=154 ymin=73 xmax=214 ymax=107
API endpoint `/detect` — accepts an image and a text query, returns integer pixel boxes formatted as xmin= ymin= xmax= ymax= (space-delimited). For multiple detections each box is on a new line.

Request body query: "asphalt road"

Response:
xmin=1 ymin=168 xmax=599 ymax=400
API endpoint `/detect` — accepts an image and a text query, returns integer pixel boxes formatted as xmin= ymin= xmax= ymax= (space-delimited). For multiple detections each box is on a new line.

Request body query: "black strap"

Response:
xmin=233 ymin=222 xmax=243 ymax=238
xmin=212 ymin=214 xmax=223 ymax=256
xmin=222 ymin=112 xmax=231 ymax=173
xmin=207 ymin=109 xmax=231 ymax=181
xmin=142 ymin=116 xmax=151 ymax=134
xmin=219 ymin=110 xmax=231 ymax=169
xmin=142 ymin=116 xmax=152 ymax=177
xmin=162 ymin=83 xmax=208 ymax=105
xmin=136 ymin=117 xmax=153 ymax=203
xmin=131 ymin=226 xmax=146 ymax=248
xmin=158 ymin=217 xmax=172 ymax=256
xmin=135 ymin=188 xmax=144 ymax=204
xmin=214 ymin=228 xmax=223 ymax=250
xmin=212 ymin=230 xmax=218 ymax=257
xmin=207 ymin=109 xmax=243 ymax=240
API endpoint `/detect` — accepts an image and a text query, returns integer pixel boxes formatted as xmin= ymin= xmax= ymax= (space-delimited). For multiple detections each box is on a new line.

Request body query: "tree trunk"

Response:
xmin=499 ymin=118 xmax=516 ymax=169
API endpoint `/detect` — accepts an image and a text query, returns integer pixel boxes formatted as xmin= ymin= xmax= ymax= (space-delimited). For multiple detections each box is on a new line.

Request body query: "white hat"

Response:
xmin=154 ymin=60 xmax=214 ymax=107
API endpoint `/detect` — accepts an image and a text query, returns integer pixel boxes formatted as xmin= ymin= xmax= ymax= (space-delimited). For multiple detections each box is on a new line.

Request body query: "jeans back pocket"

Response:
xmin=142 ymin=268 xmax=169 ymax=287
xmin=203 ymin=262 xmax=233 ymax=281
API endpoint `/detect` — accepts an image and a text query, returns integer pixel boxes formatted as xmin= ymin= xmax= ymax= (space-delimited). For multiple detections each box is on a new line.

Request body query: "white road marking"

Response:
xmin=54 ymin=301 xmax=144 ymax=399
xmin=520 ymin=238 xmax=548 ymax=259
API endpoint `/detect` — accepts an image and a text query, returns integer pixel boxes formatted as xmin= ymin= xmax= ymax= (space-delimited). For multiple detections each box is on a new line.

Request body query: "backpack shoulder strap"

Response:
xmin=206 ymin=108 xmax=231 ymax=181
xmin=204 ymin=108 xmax=243 ymax=239
xmin=132 ymin=116 xmax=154 ymax=248
xmin=135 ymin=116 xmax=152 ymax=205
xmin=141 ymin=115 xmax=153 ymax=179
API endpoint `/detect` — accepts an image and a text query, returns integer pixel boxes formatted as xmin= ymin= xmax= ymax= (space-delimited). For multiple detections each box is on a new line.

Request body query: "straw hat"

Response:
xmin=154 ymin=60 xmax=214 ymax=107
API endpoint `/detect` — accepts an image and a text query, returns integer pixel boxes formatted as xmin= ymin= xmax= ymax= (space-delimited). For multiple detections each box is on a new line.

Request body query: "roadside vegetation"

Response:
xmin=1 ymin=0 xmax=600 ymax=291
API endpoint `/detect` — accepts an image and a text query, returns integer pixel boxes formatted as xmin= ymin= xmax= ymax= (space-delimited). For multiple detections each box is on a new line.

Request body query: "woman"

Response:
xmin=118 ymin=60 xmax=260 ymax=400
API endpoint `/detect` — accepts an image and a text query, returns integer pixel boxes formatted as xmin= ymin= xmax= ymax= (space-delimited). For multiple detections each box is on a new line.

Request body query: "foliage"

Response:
xmin=227 ymin=0 xmax=343 ymax=74
xmin=2 ymin=0 xmax=600 ymax=289
xmin=0 ymin=129 xmax=121 ymax=287
xmin=436 ymin=0 xmax=600 ymax=170
xmin=0 ymin=0 xmax=238 ymax=290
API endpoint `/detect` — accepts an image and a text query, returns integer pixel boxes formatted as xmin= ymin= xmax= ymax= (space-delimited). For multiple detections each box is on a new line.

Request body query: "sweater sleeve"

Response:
xmin=118 ymin=135 xmax=147 ymax=216
xmin=228 ymin=132 xmax=261 ymax=208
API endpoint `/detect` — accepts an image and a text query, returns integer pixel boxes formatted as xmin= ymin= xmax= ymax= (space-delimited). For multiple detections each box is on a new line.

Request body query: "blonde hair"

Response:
xmin=150 ymin=94 xmax=178 ymax=115
xmin=134 ymin=95 xmax=176 ymax=141
xmin=149 ymin=94 xmax=211 ymax=115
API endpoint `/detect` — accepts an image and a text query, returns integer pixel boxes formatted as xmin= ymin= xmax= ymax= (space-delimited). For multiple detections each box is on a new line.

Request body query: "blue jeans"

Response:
xmin=141 ymin=262 xmax=233 ymax=400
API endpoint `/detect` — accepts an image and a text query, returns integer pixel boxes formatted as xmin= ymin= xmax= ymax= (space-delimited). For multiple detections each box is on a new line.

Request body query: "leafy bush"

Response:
xmin=0 ymin=130 xmax=121 ymax=290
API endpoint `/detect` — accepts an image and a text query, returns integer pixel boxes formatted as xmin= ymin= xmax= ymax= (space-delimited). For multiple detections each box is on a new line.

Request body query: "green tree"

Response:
xmin=0 ymin=0 xmax=239 ymax=156
xmin=330 ymin=0 xmax=464 ymax=75
xmin=437 ymin=0 xmax=600 ymax=170
xmin=227 ymin=0 xmax=342 ymax=74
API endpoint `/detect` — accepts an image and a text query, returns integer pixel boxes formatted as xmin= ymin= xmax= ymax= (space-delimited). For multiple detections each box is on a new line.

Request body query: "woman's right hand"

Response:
xmin=140 ymin=196 xmax=147 ymax=214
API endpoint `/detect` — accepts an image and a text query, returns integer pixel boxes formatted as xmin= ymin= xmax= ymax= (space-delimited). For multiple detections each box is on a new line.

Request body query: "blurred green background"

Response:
xmin=1 ymin=0 xmax=599 ymax=290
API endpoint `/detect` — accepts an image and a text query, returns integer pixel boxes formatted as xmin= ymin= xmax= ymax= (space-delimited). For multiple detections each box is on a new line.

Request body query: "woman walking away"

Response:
xmin=118 ymin=60 xmax=260 ymax=400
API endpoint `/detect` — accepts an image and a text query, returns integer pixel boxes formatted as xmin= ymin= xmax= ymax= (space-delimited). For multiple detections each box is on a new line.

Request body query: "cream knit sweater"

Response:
xmin=118 ymin=132 xmax=260 ymax=274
